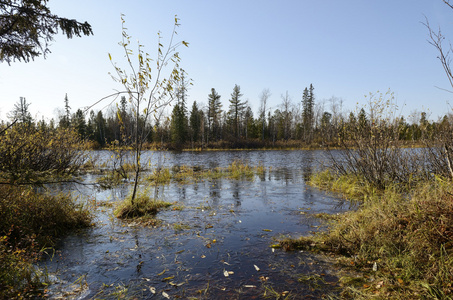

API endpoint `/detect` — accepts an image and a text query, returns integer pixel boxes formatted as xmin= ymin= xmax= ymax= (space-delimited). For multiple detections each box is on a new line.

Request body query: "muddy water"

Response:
xmin=41 ymin=150 xmax=350 ymax=299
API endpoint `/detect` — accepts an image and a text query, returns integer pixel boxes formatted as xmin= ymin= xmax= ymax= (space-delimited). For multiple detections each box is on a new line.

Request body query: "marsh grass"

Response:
xmin=280 ymin=172 xmax=453 ymax=299
xmin=114 ymin=189 xmax=172 ymax=219
xmin=0 ymin=185 xmax=92 ymax=299
xmin=146 ymin=167 xmax=171 ymax=185
xmin=146 ymin=160 xmax=268 ymax=185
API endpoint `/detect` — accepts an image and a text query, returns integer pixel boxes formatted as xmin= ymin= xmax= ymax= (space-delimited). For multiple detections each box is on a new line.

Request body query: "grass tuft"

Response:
xmin=115 ymin=190 xmax=172 ymax=219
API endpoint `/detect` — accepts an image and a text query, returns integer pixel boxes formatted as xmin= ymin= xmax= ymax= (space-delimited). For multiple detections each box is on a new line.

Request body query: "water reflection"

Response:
xmin=42 ymin=150 xmax=349 ymax=299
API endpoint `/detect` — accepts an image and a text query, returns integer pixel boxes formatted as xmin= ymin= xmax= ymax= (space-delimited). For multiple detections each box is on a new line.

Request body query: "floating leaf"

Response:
xmin=254 ymin=264 xmax=260 ymax=271
xmin=244 ymin=285 xmax=256 ymax=288
xmin=162 ymin=291 xmax=170 ymax=299
xmin=149 ymin=287 xmax=156 ymax=293
xmin=162 ymin=275 xmax=175 ymax=282
xmin=157 ymin=269 xmax=167 ymax=276
xmin=223 ymin=270 xmax=229 ymax=277
xmin=262 ymin=229 xmax=273 ymax=232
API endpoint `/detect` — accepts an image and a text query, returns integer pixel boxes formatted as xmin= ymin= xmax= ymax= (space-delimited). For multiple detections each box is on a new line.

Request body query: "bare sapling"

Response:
xmin=108 ymin=15 xmax=188 ymax=205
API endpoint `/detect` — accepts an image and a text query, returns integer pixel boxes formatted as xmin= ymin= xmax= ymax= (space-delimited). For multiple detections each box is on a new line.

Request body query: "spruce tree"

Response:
xmin=228 ymin=84 xmax=245 ymax=139
xmin=207 ymin=88 xmax=222 ymax=142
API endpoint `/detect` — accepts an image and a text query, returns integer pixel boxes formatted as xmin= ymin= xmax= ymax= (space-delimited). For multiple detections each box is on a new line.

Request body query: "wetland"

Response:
xmin=41 ymin=150 xmax=351 ymax=299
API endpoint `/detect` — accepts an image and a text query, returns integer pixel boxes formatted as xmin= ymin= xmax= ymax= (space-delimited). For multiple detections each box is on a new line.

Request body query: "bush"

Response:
xmin=0 ymin=185 xmax=92 ymax=299
xmin=0 ymin=125 xmax=87 ymax=184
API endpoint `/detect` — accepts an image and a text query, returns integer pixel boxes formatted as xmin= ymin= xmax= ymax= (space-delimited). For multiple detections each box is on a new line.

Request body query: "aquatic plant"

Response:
xmin=114 ymin=189 xmax=172 ymax=219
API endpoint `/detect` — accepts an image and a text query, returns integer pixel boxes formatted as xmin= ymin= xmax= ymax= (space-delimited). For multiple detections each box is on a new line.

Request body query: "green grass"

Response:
xmin=279 ymin=172 xmax=453 ymax=299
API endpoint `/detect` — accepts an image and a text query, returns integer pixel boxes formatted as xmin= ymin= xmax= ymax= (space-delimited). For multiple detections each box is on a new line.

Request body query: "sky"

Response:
xmin=1 ymin=0 xmax=453 ymax=122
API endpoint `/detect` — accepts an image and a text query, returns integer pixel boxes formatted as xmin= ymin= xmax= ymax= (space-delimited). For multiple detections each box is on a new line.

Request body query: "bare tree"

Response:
xmin=258 ymin=88 xmax=271 ymax=141
xmin=424 ymin=2 xmax=453 ymax=178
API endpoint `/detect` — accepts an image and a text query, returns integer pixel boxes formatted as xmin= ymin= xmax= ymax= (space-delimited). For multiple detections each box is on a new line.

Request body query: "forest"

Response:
xmin=2 ymin=84 xmax=448 ymax=151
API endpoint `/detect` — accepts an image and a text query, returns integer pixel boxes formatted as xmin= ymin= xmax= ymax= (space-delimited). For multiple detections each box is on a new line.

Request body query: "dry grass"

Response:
xmin=0 ymin=185 xmax=92 ymax=299
xmin=114 ymin=190 xmax=172 ymax=219
xmin=280 ymin=173 xmax=453 ymax=299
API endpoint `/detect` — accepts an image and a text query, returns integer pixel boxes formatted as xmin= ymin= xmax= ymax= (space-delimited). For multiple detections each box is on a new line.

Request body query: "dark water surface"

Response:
xmin=41 ymin=150 xmax=351 ymax=299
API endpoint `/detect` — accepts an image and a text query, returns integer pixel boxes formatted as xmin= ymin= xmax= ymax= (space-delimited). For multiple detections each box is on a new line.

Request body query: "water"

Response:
xmin=40 ymin=150 xmax=351 ymax=299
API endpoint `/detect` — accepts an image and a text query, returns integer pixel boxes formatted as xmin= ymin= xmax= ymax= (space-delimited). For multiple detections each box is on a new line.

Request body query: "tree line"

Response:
xmin=3 ymin=86 xmax=450 ymax=150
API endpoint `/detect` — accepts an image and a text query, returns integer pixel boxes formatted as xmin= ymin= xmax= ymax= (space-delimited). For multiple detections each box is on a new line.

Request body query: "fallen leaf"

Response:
xmin=254 ymin=264 xmax=260 ymax=271
xmin=223 ymin=270 xmax=229 ymax=277
xmin=157 ymin=269 xmax=167 ymax=276
xmin=201 ymin=255 xmax=206 ymax=258
xmin=162 ymin=291 xmax=170 ymax=299
xmin=244 ymin=285 xmax=256 ymax=288
xmin=162 ymin=276 xmax=175 ymax=282
xmin=169 ymin=281 xmax=185 ymax=287
xmin=397 ymin=278 xmax=404 ymax=284
xmin=149 ymin=287 xmax=156 ymax=294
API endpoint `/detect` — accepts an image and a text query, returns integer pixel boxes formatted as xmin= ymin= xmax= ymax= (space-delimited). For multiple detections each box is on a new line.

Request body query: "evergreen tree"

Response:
xmin=95 ymin=111 xmax=106 ymax=146
xmin=170 ymin=103 xmax=188 ymax=146
xmin=302 ymin=84 xmax=315 ymax=142
xmin=0 ymin=0 xmax=93 ymax=63
xmin=207 ymin=88 xmax=222 ymax=142
xmin=8 ymin=97 xmax=32 ymax=125
xmin=59 ymin=93 xmax=71 ymax=128
xmin=72 ymin=109 xmax=86 ymax=139
xmin=228 ymin=84 xmax=245 ymax=139
xmin=189 ymin=101 xmax=202 ymax=143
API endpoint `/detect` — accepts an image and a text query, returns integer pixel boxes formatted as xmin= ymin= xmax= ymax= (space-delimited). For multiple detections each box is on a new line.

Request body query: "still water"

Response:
xmin=41 ymin=150 xmax=351 ymax=299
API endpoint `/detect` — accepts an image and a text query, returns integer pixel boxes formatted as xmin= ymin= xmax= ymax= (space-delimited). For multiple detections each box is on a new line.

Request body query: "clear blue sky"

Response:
xmin=1 ymin=0 xmax=453 ymax=122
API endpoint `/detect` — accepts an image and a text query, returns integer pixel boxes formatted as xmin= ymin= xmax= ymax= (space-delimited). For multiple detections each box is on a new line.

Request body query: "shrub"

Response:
xmin=0 ymin=185 xmax=92 ymax=299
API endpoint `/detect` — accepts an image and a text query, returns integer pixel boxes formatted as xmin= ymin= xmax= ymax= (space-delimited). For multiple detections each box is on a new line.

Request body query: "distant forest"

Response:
xmin=2 ymin=84 xmax=449 ymax=150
